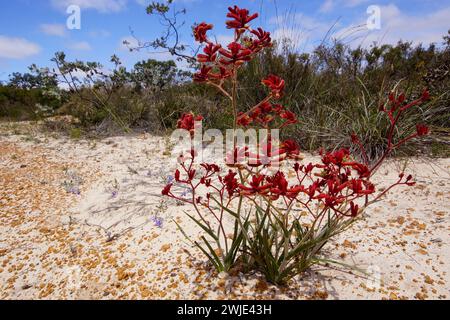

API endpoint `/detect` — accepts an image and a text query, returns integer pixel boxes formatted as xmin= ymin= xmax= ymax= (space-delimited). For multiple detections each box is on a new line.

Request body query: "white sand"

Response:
xmin=0 ymin=121 xmax=449 ymax=300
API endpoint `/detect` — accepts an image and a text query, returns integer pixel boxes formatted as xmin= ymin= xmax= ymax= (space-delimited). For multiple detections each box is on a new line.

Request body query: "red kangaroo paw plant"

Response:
xmin=161 ymin=6 xmax=431 ymax=285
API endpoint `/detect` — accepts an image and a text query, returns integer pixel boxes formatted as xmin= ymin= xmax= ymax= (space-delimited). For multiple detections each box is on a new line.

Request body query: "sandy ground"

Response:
xmin=0 ymin=121 xmax=449 ymax=300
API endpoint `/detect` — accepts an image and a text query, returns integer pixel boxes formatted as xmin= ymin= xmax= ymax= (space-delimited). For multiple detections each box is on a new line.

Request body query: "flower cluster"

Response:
xmin=177 ymin=112 xmax=203 ymax=136
xmin=192 ymin=6 xmax=272 ymax=89
xmin=161 ymin=5 xmax=430 ymax=284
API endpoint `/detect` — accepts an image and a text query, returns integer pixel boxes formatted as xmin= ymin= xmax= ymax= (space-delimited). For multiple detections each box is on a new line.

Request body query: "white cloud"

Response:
xmin=50 ymin=0 xmax=127 ymax=13
xmin=40 ymin=23 xmax=67 ymax=37
xmin=0 ymin=35 xmax=41 ymax=59
xmin=68 ymin=41 xmax=92 ymax=51
xmin=319 ymin=0 xmax=334 ymax=13
xmin=333 ymin=4 xmax=450 ymax=47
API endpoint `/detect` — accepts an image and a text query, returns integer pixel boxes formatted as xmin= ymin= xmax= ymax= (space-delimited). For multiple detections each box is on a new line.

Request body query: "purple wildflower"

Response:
xmin=151 ymin=216 xmax=164 ymax=228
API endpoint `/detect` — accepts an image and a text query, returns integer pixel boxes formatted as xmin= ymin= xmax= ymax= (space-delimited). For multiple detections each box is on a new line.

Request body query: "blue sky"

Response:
xmin=1 ymin=0 xmax=449 ymax=81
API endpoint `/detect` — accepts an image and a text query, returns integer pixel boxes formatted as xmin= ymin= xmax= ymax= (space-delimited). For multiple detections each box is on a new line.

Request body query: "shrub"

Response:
xmin=161 ymin=5 xmax=431 ymax=285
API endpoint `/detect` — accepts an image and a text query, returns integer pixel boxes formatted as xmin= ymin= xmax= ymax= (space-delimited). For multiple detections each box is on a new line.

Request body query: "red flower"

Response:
xmin=250 ymin=28 xmax=272 ymax=50
xmin=237 ymin=113 xmax=252 ymax=127
xmin=421 ymin=89 xmax=430 ymax=101
xmin=222 ymin=170 xmax=239 ymax=197
xmin=177 ymin=113 xmax=203 ymax=133
xmin=226 ymin=6 xmax=258 ymax=30
xmin=162 ymin=183 xmax=172 ymax=196
xmin=321 ymin=149 xmax=350 ymax=166
xmin=267 ymin=172 xmax=303 ymax=200
xmin=280 ymin=110 xmax=297 ymax=125
xmin=349 ymin=179 xmax=375 ymax=195
xmin=281 ymin=139 xmax=301 ymax=159
xmin=174 ymin=169 xmax=181 ymax=182
xmin=260 ymin=102 xmax=272 ymax=113
xmin=194 ymin=22 xmax=213 ymax=43
xmin=219 ymin=42 xmax=253 ymax=66
xmin=351 ymin=163 xmax=371 ymax=178
xmin=209 ymin=66 xmax=232 ymax=80
xmin=262 ymin=75 xmax=285 ymax=99
xmin=416 ymin=124 xmax=429 ymax=136
xmin=201 ymin=163 xmax=220 ymax=173
xmin=350 ymin=201 xmax=359 ymax=217
xmin=239 ymin=175 xmax=272 ymax=196
xmin=193 ymin=65 xmax=212 ymax=82
xmin=197 ymin=43 xmax=221 ymax=63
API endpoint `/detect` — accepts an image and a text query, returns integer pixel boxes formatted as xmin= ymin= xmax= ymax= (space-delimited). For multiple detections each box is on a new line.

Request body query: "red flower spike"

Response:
xmin=193 ymin=65 xmax=212 ymax=82
xmin=237 ymin=113 xmax=253 ymax=127
xmin=249 ymin=28 xmax=272 ymax=51
xmin=351 ymin=163 xmax=371 ymax=178
xmin=421 ymin=89 xmax=430 ymax=101
xmin=197 ymin=43 xmax=222 ymax=63
xmin=280 ymin=110 xmax=297 ymax=125
xmin=260 ymin=102 xmax=272 ymax=113
xmin=194 ymin=22 xmax=213 ymax=43
xmin=226 ymin=6 xmax=258 ymax=30
xmin=162 ymin=184 xmax=172 ymax=196
xmin=201 ymin=163 xmax=220 ymax=173
xmin=174 ymin=169 xmax=181 ymax=182
xmin=209 ymin=67 xmax=232 ymax=80
xmin=281 ymin=140 xmax=301 ymax=159
xmin=262 ymin=75 xmax=285 ymax=99
xmin=219 ymin=42 xmax=253 ymax=66
xmin=416 ymin=124 xmax=429 ymax=136
xmin=177 ymin=113 xmax=203 ymax=133
xmin=223 ymin=170 xmax=239 ymax=197
xmin=239 ymin=175 xmax=272 ymax=196
xmin=350 ymin=202 xmax=359 ymax=217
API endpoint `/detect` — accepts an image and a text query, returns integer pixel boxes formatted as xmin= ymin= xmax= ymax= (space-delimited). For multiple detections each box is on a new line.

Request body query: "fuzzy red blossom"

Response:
xmin=177 ymin=113 xmax=203 ymax=133
xmin=262 ymin=75 xmax=285 ymax=99
xmin=350 ymin=163 xmax=371 ymax=178
xmin=161 ymin=183 xmax=172 ymax=196
xmin=421 ymin=89 xmax=430 ymax=101
xmin=280 ymin=140 xmax=301 ymax=159
xmin=193 ymin=65 xmax=212 ymax=82
xmin=249 ymin=28 xmax=272 ymax=51
xmin=350 ymin=202 xmax=359 ymax=217
xmin=280 ymin=110 xmax=297 ymax=125
xmin=237 ymin=112 xmax=253 ymax=126
xmin=221 ymin=170 xmax=239 ymax=197
xmin=201 ymin=163 xmax=220 ymax=173
xmin=321 ymin=149 xmax=350 ymax=166
xmin=219 ymin=42 xmax=253 ymax=66
xmin=194 ymin=22 xmax=213 ymax=43
xmin=239 ymin=174 xmax=272 ymax=196
xmin=197 ymin=43 xmax=222 ymax=63
xmin=267 ymin=172 xmax=303 ymax=200
xmin=416 ymin=124 xmax=429 ymax=136
xmin=209 ymin=66 xmax=232 ymax=80
xmin=226 ymin=6 xmax=258 ymax=30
